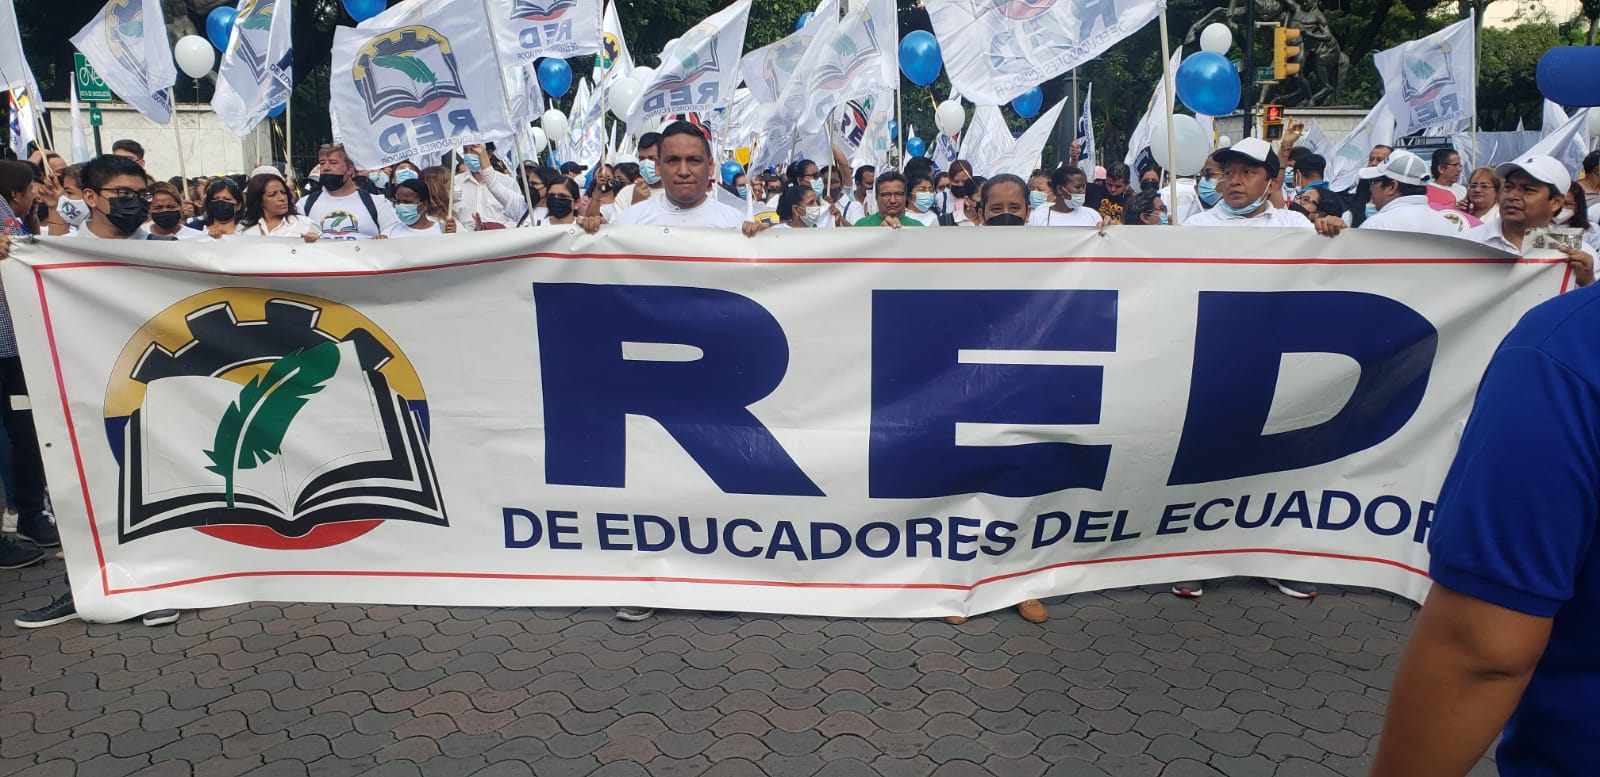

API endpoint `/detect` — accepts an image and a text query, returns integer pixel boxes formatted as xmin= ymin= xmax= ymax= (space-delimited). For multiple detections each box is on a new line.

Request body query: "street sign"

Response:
xmin=75 ymin=53 xmax=113 ymax=102
xmin=1255 ymin=67 xmax=1277 ymax=83
xmin=89 ymin=106 xmax=103 ymax=127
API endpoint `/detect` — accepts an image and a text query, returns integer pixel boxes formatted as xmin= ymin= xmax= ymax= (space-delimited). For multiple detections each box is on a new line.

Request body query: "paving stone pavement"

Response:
xmin=0 ymin=558 xmax=1498 ymax=777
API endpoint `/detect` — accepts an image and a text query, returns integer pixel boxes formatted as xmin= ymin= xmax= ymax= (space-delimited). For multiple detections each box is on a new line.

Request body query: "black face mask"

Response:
xmin=1140 ymin=179 xmax=1159 ymax=192
xmin=105 ymin=197 xmax=149 ymax=235
xmin=207 ymin=201 xmax=237 ymax=222
xmin=952 ymin=181 xmax=975 ymax=198
xmin=354 ymin=175 xmax=372 ymax=191
xmin=985 ymin=213 xmax=1026 ymax=226
xmin=546 ymin=197 xmax=574 ymax=219
xmin=1287 ymin=202 xmax=1312 ymax=217
xmin=320 ymin=173 xmax=347 ymax=191
xmin=150 ymin=210 xmax=183 ymax=230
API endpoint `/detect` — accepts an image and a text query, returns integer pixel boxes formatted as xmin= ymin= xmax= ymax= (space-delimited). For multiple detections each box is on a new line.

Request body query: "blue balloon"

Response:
xmin=906 ymin=136 xmax=926 ymax=158
xmin=1010 ymin=86 xmax=1043 ymax=119
xmin=267 ymin=101 xmax=285 ymax=118
xmin=537 ymin=58 xmax=573 ymax=99
xmin=1175 ymin=51 xmax=1241 ymax=117
xmin=205 ymin=7 xmax=237 ymax=52
xmin=341 ymin=0 xmax=385 ymax=22
xmin=796 ymin=12 xmax=814 ymax=31
xmin=1539 ymin=47 xmax=1600 ymax=107
xmin=721 ymin=160 xmax=744 ymax=186
xmin=888 ymin=119 xmax=899 ymax=139
xmin=898 ymin=31 xmax=942 ymax=87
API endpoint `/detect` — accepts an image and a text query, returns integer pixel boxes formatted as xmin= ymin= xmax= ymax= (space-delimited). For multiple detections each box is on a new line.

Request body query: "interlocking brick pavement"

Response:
xmin=0 ymin=558 xmax=1498 ymax=776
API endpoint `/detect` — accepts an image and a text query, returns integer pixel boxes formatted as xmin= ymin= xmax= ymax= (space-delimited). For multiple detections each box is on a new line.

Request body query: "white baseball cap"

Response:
xmin=1212 ymin=137 xmax=1280 ymax=178
xmin=1359 ymin=149 xmax=1432 ymax=186
xmin=1495 ymin=154 xmax=1572 ymax=190
xmin=249 ymin=164 xmax=283 ymax=180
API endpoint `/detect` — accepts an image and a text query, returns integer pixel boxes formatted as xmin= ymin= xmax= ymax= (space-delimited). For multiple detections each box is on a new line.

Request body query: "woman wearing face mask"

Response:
xmin=1289 ymin=186 xmax=1346 ymax=224
xmin=903 ymin=174 xmax=939 ymax=226
xmin=1463 ymin=167 xmax=1499 ymax=221
xmin=1559 ymin=184 xmax=1600 ymax=255
xmin=393 ymin=162 xmax=422 ymax=189
xmin=190 ymin=178 xmax=243 ymax=239
xmin=366 ymin=167 xmax=393 ymax=199
xmin=384 ymin=179 xmax=450 ymax=237
xmin=1027 ymin=172 xmax=1053 ymax=212
xmin=1120 ymin=189 xmax=1169 ymax=225
xmin=238 ymin=172 xmax=321 ymax=241
xmin=538 ymin=178 xmax=581 ymax=227
xmin=1028 ymin=166 xmax=1101 ymax=227
xmin=146 ymin=182 xmax=208 ymax=240
xmin=1191 ymin=158 xmax=1224 ymax=217
xmin=48 ymin=164 xmax=89 ymax=236
xmin=770 ymin=185 xmax=821 ymax=229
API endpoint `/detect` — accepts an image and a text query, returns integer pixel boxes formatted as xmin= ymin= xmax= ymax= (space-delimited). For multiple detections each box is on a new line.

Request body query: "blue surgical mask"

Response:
xmin=1364 ymin=202 xmax=1378 ymax=218
xmin=395 ymin=203 xmax=422 ymax=225
xmin=1158 ymin=212 xmax=1170 ymax=225
xmin=810 ymin=178 xmax=825 ymax=195
xmin=395 ymin=168 xmax=419 ymax=184
xmin=369 ymin=171 xmax=390 ymax=189
xmin=640 ymin=159 xmax=660 ymax=185
xmin=914 ymin=191 xmax=936 ymax=211
xmin=1219 ymin=192 xmax=1269 ymax=217
xmin=1197 ymin=178 xmax=1221 ymax=207
xmin=462 ymin=154 xmax=482 ymax=173
xmin=737 ymin=185 xmax=749 ymax=198
xmin=1028 ymin=190 xmax=1049 ymax=208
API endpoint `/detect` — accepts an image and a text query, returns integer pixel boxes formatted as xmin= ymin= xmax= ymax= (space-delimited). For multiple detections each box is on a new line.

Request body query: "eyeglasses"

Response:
xmin=96 ymin=187 xmax=153 ymax=202
xmin=1467 ymin=183 xmax=1497 ymax=190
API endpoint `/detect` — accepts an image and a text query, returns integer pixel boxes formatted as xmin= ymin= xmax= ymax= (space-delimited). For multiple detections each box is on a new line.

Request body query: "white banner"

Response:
xmin=1326 ymin=102 xmax=1397 ymax=193
xmin=1124 ymin=51 xmax=1180 ymax=168
xmin=738 ymin=0 xmax=830 ymax=108
xmin=1532 ymin=102 xmax=1592 ymax=177
xmin=330 ymin=0 xmax=515 ymax=167
xmin=1375 ymin=14 xmax=1475 ymax=137
xmin=927 ymin=0 xmax=1164 ymax=106
xmin=792 ymin=0 xmax=896 ymax=134
xmin=487 ymin=0 xmax=602 ymax=64
xmin=625 ymin=0 xmax=750 ymax=124
xmin=71 ymin=0 xmax=175 ymax=124
xmin=596 ymin=0 xmax=633 ymax=78
xmin=1075 ymin=83 xmax=1096 ymax=174
xmin=6 ymin=228 xmax=1565 ymax=622
xmin=0 ymin=0 xmax=42 ymax=95
xmin=212 ymin=0 xmax=294 ymax=138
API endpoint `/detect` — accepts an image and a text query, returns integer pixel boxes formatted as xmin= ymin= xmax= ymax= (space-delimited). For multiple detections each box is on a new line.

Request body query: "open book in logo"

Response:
xmin=512 ymin=0 xmax=576 ymax=22
xmin=104 ymin=290 xmax=447 ymax=550
xmin=352 ymin=25 xmax=469 ymax=123
xmin=104 ymin=0 xmax=152 ymax=87
xmin=233 ymin=0 xmax=278 ymax=82
xmin=1400 ymin=36 xmax=1456 ymax=107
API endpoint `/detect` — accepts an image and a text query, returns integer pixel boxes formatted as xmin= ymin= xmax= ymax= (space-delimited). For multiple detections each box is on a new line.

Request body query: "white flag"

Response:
xmin=1541 ymin=99 xmax=1590 ymax=175
xmin=626 ymin=0 xmax=749 ymax=124
xmin=1124 ymin=51 xmax=1181 ymax=168
xmin=212 ymin=0 xmax=293 ymax=138
xmin=1527 ymin=107 xmax=1592 ymax=178
xmin=1002 ymin=96 xmax=1069 ymax=177
xmin=932 ymin=133 xmax=960 ymax=169
xmin=1374 ymin=14 xmax=1475 ymax=137
xmin=793 ymin=0 xmax=896 ymax=134
xmin=849 ymin=91 xmax=894 ymax=172
xmin=68 ymin=81 xmax=93 ymax=163
xmin=1325 ymin=102 xmax=1397 ymax=192
xmin=1300 ymin=120 xmax=1332 ymax=156
xmin=739 ymin=0 xmax=830 ymax=107
xmin=927 ymin=0 xmax=1164 ymax=106
xmin=71 ymin=0 xmax=176 ymax=124
xmin=597 ymin=0 xmax=633 ymax=78
xmin=1075 ymin=83 xmax=1095 ymax=173
xmin=958 ymin=105 xmax=1014 ymax=178
xmin=0 ymin=0 xmax=42 ymax=96
xmin=7 ymin=88 xmax=35 ymax=158
xmin=330 ymin=0 xmax=514 ymax=167
xmin=488 ymin=0 xmax=601 ymax=64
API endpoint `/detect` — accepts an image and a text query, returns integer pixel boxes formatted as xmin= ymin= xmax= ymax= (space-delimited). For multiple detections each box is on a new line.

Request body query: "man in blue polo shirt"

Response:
xmin=1371 ymin=284 xmax=1600 ymax=776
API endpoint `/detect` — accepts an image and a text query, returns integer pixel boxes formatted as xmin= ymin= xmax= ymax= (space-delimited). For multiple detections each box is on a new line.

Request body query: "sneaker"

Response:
xmin=1015 ymin=599 xmax=1049 ymax=623
xmin=0 ymin=536 xmax=45 ymax=569
xmin=15 ymin=591 xmax=77 ymax=628
xmin=942 ymin=615 xmax=969 ymax=625
xmin=1171 ymin=581 xmax=1204 ymax=598
xmin=17 ymin=511 xmax=60 ymax=548
xmin=1264 ymin=578 xmax=1317 ymax=599
xmin=141 ymin=609 xmax=180 ymax=627
xmin=614 ymin=607 xmax=654 ymax=622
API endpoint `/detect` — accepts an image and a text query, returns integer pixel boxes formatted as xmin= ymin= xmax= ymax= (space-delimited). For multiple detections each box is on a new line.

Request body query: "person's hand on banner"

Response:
xmin=207 ymin=223 xmax=228 ymax=240
xmin=301 ymin=231 xmax=319 ymax=244
xmin=1313 ymin=215 xmax=1348 ymax=237
xmin=1560 ymin=245 xmax=1595 ymax=287
xmin=578 ymin=215 xmax=603 ymax=235
xmin=741 ymin=221 xmax=770 ymax=237
xmin=442 ymin=216 xmax=458 ymax=234
xmin=883 ymin=213 xmax=903 ymax=229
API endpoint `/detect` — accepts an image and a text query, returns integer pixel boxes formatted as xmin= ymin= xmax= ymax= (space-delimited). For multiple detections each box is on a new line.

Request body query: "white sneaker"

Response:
xmin=1263 ymin=578 xmax=1317 ymax=599
xmin=614 ymin=607 xmax=654 ymax=622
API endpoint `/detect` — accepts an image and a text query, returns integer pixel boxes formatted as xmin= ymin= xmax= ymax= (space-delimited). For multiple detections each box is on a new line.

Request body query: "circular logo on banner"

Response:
xmin=103 ymin=289 xmax=446 ymax=551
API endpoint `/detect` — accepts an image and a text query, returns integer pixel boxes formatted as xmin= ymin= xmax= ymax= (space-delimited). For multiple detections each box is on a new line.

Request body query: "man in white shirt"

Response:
xmin=68 ymin=154 xmax=163 ymax=241
xmin=580 ymin=121 xmax=746 ymax=232
xmin=1356 ymin=150 xmax=1466 ymax=236
xmin=454 ymin=144 xmax=527 ymax=230
xmin=1184 ymin=138 xmax=1314 ymax=229
xmin=842 ymin=165 xmax=877 ymax=224
xmin=296 ymin=143 xmax=398 ymax=240
xmin=1431 ymin=148 xmax=1467 ymax=201
xmin=1469 ymin=155 xmax=1595 ymax=288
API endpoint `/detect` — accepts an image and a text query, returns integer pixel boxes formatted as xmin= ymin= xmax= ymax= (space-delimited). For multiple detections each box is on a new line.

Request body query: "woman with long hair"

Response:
xmin=238 ymin=173 xmax=320 ymax=241
xmin=189 ymin=178 xmax=243 ymax=238
xmin=146 ymin=182 xmax=208 ymax=240
xmin=419 ymin=166 xmax=459 ymax=232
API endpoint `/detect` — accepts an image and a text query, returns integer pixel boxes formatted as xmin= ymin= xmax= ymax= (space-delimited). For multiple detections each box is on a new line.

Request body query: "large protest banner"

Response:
xmin=4 ymin=228 xmax=1564 ymax=622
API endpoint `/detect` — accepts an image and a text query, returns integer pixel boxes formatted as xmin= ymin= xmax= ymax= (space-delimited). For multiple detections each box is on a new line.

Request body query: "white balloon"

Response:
xmin=608 ymin=76 xmax=642 ymax=119
xmin=934 ymin=100 xmax=966 ymax=138
xmin=541 ymin=109 xmax=570 ymax=141
xmin=530 ymin=127 xmax=548 ymax=154
xmin=1200 ymin=23 xmax=1233 ymax=55
xmin=1149 ymin=115 xmax=1210 ymax=177
xmin=174 ymin=35 xmax=215 ymax=80
xmin=1217 ymin=135 xmax=1232 ymax=149
xmin=631 ymin=65 xmax=656 ymax=85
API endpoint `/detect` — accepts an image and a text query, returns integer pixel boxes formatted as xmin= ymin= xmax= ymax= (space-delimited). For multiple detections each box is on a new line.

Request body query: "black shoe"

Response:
xmin=141 ymin=610 xmax=180 ymax=627
xmin=15 ymin=592 xmax=77 ymax=628
xmin=0 ymin=536 xmax=45 ymax=569
xmin=17 ymin=511 xmax=60 ymax=548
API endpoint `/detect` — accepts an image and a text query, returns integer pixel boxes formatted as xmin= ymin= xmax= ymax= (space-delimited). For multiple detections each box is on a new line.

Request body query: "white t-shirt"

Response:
xmin=903 ymin=209 xmax=937 ymax=227
xmin=67 ymin=226 xmax=155 ymax=240
xmin=1028 ymin=206 xmax=1101 ymax=227
xmin=296 ymin=189 xmax=398 ymax=240
xmin=1172 ymin=178 xmax=1204 ymax=226
xmin=384 ymin=221 xmax=443 ymax=238
xmin=614 ymin=196 xmax=744 ymax=228
xmin=1360 ymin=195 xmax=1466 ymax=236
xmin=161 ymin=225 xmax=210 ymax=240
xmin=237 ymin=214 xmax=321 ymax=238
xmin=1184 ymin=204 xmax=1315 ymax=229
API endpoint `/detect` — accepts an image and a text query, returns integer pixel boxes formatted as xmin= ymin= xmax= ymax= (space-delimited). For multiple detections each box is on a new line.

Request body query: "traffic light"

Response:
xmin=1273 ymin=27 xmax=1303 ymax=80
xmin=1262 ymin=104 xmax=1285 ymax=140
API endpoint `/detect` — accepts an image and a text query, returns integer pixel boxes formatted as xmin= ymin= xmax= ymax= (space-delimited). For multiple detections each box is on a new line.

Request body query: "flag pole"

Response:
xmin=171 ymin=88 xmax=192 ymax=196
xmin=1158 ymin=10 xmax=1178 ymax=224
xmin=896 ymin=88 xmax=903 ymax=168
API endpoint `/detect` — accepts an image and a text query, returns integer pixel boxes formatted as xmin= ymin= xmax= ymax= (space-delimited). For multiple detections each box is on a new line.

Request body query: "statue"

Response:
xmin=1186 ymin=0 xmax=1351 ymax=106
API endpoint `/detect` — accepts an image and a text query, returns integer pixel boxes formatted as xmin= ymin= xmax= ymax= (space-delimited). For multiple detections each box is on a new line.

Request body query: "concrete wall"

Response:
xmin=1210 ymin=107 xmax=1371 ymax=148
xmin=44 ymin=101 xmax=276 ymax=182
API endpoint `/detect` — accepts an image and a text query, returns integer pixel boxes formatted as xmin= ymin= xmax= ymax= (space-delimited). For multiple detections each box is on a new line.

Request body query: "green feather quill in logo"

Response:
xmin=372 ymin=54 xmax=439 ymax=86
xmin=204 ymin=342 xmax=341 ymax=508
